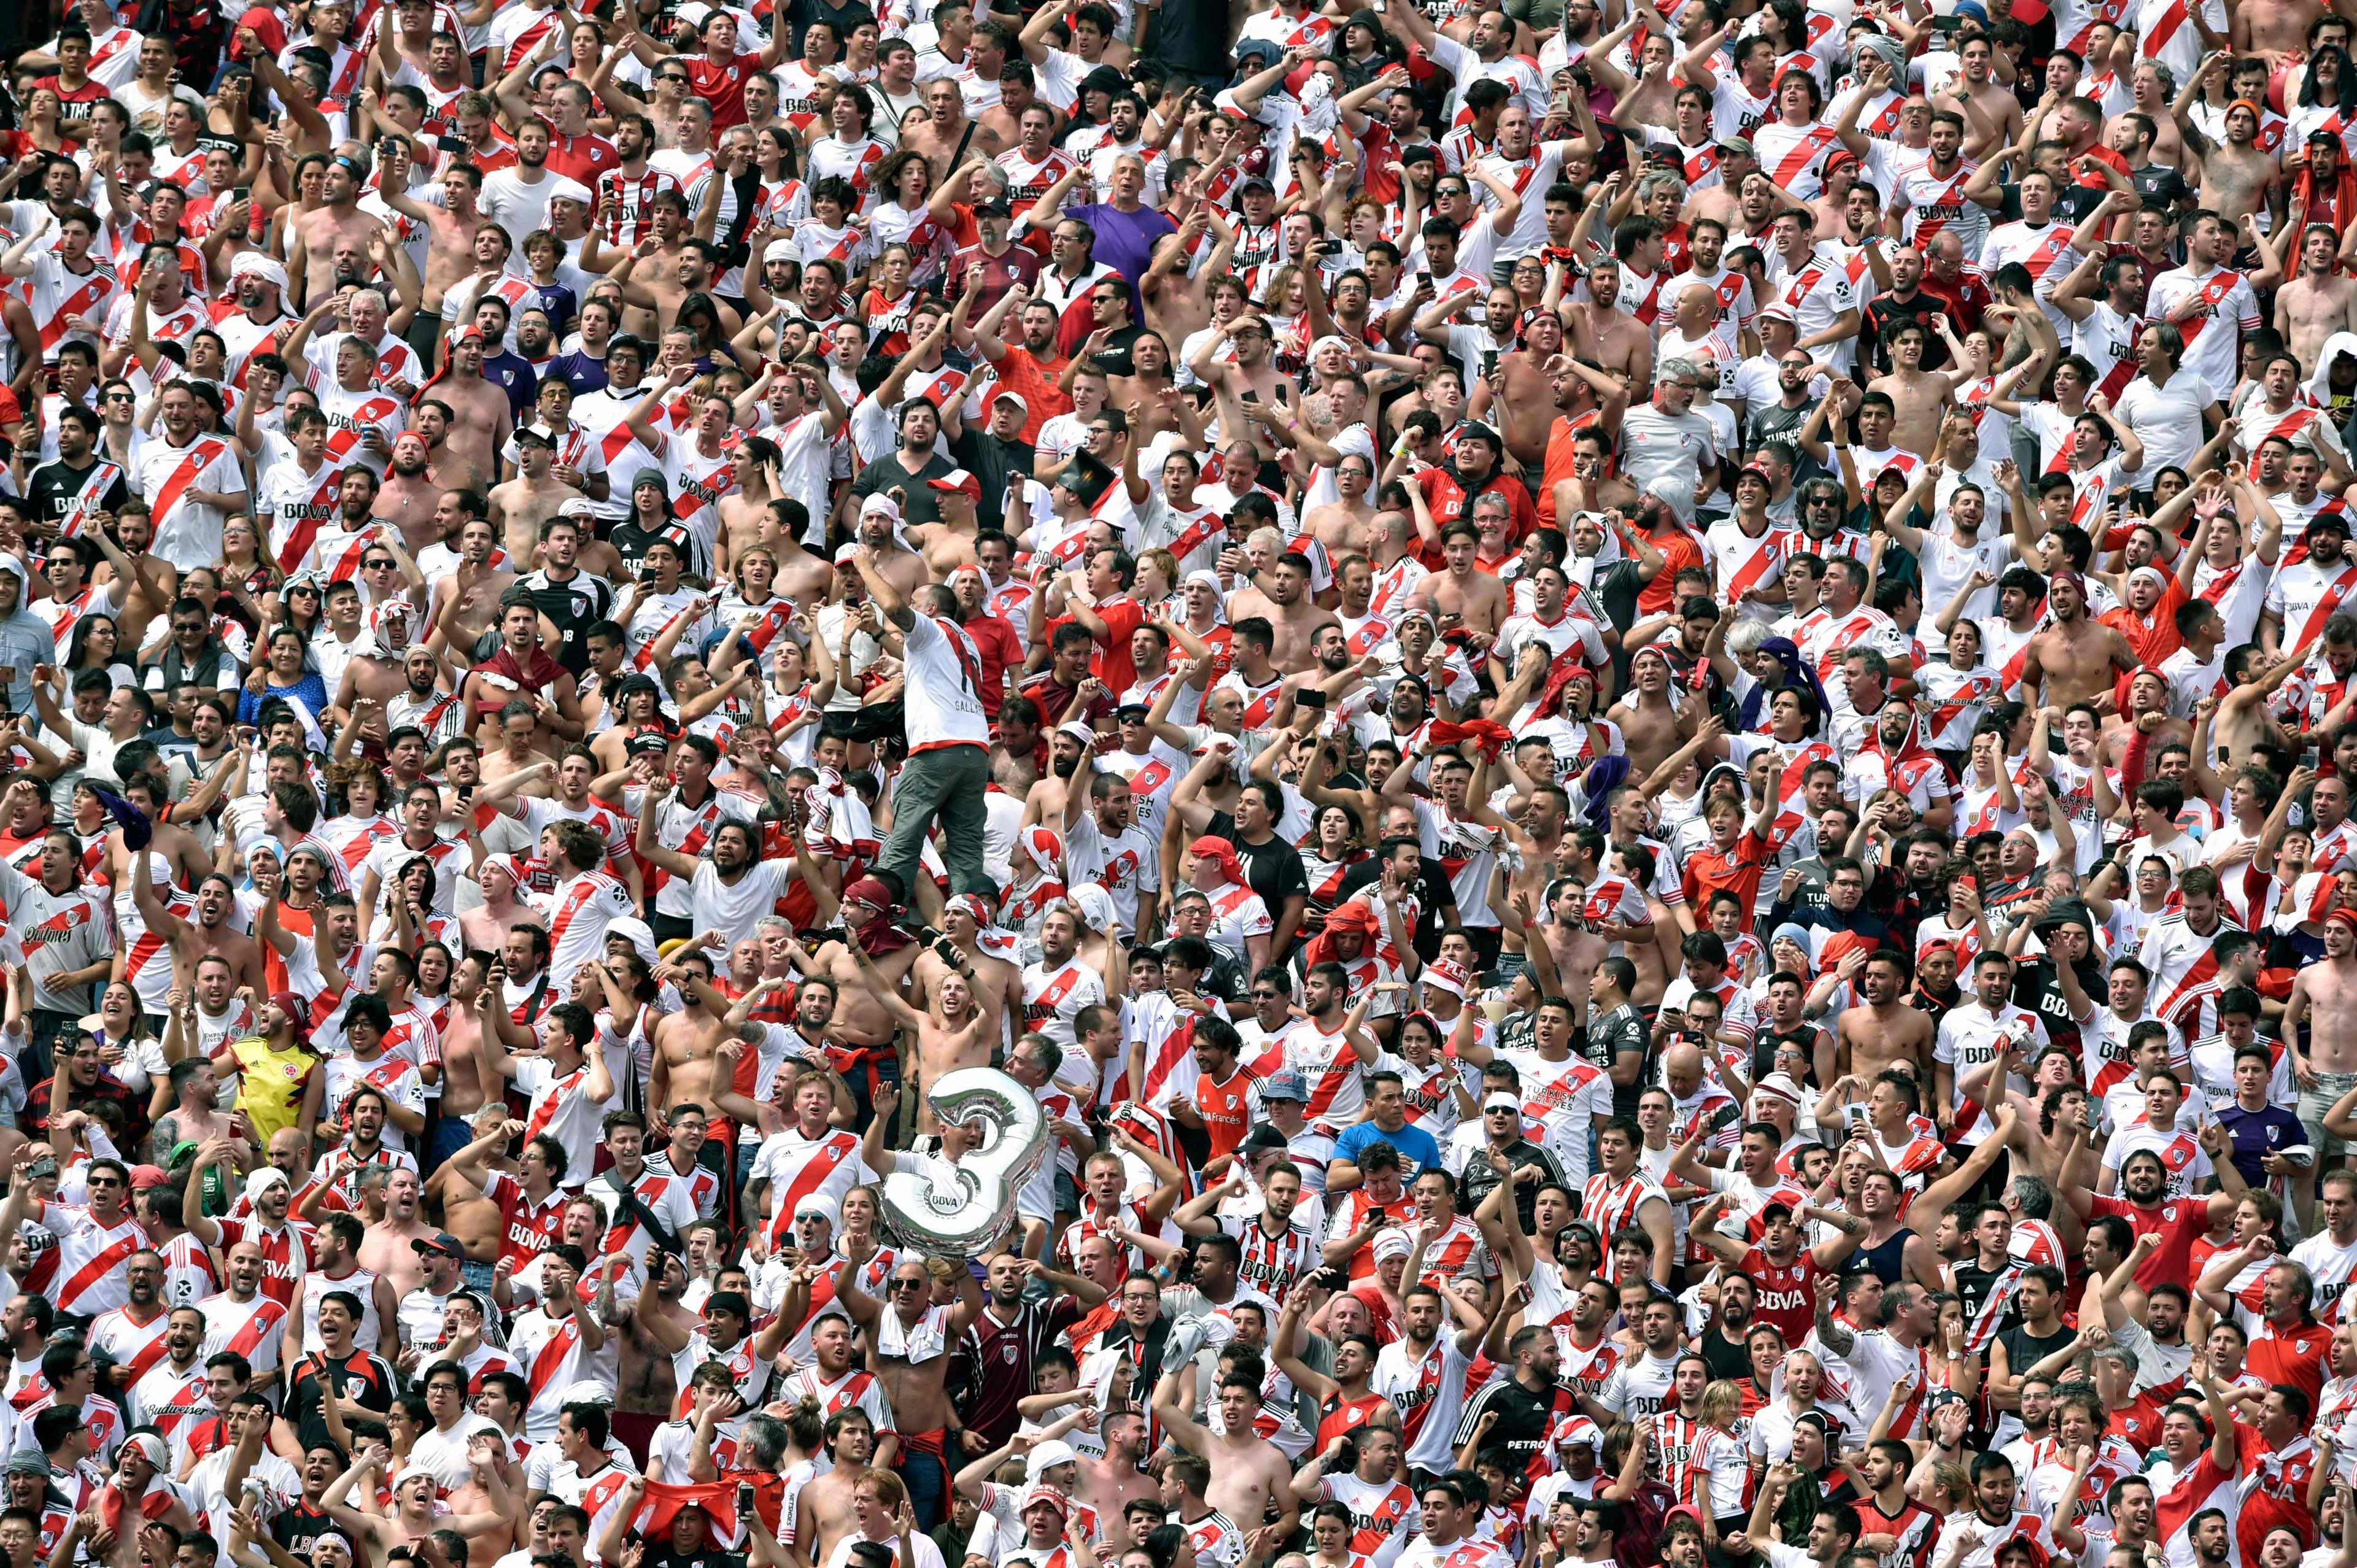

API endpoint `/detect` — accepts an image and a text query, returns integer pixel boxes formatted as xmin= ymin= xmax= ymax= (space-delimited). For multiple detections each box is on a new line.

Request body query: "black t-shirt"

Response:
xmin=1861 ymin=290 xmax=1955 ymax=374
xmin=1209 ymin=811 xmax=1313 ymax=941
xmin=1336 ymin=852 xmax=1458 ymax=960
xmin=28 ymin=457 xmax=130 ymax=538
xmin=1085 ymin=323 xmax=1148 ymax=379
xmin=647 ymin=1548 xmax=746 ymax=1568
xmin=1995 ymin=1319 xmax=2077 ymax=1380
xmin=950 ymin=427 xmax=1034 ymax=533
xmin=1592 ymin=1002 xmax=1651 ymax=1119
xmin=1458 ymin=1135 xmax=1566 ymax=1235
xmin=1951 ymin=1260 xmax=2020 ymax=1339
xmin=285 ymin=1349 xmax=397 ymax=1452
xmin=519 ymin=567 xmax=616 ymax=677
xmin=2010 ymin=957 xmax=2089 ymax=1054
xmin=610 ymin=518 xmax=703 ymax=581
xmin=273 ymin=1502 xmax=340 ymax=1555
xmin=853 ymin=447 xmax=958 ymax=527
xmin=1698 ymin=1326 xmax=1752 ymax=1381
xmin=2127 ymin=162 xmax=2194 ymax=212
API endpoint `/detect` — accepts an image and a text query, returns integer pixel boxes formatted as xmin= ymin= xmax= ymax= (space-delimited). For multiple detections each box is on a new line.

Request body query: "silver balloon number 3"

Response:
xmin=878 ymin=1067 xmax=1050 ymax=1256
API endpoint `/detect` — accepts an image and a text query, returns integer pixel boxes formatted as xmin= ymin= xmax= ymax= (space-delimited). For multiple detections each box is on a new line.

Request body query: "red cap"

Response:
xmin=925 ymin=468 xmax=982 ymax=500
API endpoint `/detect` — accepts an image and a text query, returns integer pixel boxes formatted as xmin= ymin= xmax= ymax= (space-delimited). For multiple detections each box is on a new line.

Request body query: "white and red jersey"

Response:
xmin=31 ymin=1200 xmax=145 ymax=1318
xmin=2151 ymin=1449 xmax=2240 ymax=1568
xmin=1282 ymin=1022 xmax=1369 ymax=1121
xmin=125 ymin=1355 xmax=209 ymax=1453
xmin=751 ymin=1126 xmax=869 ymax=1245
xmin=1501 ymin=1047 xmax=1611 ymax=1188
xmin=595 ymin=165 xmax=684 ymax=245
xmin=1408 ymin=1215 xmax=1491 ymax=1292
xmin=1581 ymin=1172 xmax=1670 ymax=1283
xmin=1647 ymin=1412 xmax=1740 ymax=1510
xmin=195 ymin=1289 xmax=290 ymax=1385
xmin=514 ymin=1053 xmax=615 ymax=1191
xmin=535 ymin=870 xmax=634 ymax=992
xmin=295 ymin=1264 xmax=386 ymax=1354
xmin=2137 ymin=912 xmax=2239 ymax=1040
xmin=1318 ymin=1472 xmax=1420 ymax=1568
xmin=508 ymin=1306 xmax=593 ymax=1440
xmin=996 ymin=147 xmax=1079 ymax=220
xmin=1020 ymin=956 xmax=1105 ymax=1048
xmin=1372 ymin=1330 xmax=1479 ymax=1472
xmin=87 ymin=1303 xmax=175 ymax=1387
xmin=778 ymin=1363 xmax=894 ymax=1439
xmin=1706 ymin=517 xmax=1793 ymax=611
xmin=2290 ymin=1226 xmax=2357 ymax=1324
xmin=586 ymin=1165 xmax=699 ymax=1275
xmin=2264 ymin=557 xmax=2357 ymax=655
xmin=25 ymin=253 xmax=119 ymax=360
xmin=206 ymin=1215 xmax=316 ymax=1309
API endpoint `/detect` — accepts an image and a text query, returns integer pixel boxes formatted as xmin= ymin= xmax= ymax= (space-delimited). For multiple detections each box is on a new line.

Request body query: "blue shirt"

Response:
xmin=544 ymin=349 xmax=610 ymax=398
xmin=480 ymin=350 xmax=540 ymax=420
xmin=2215 ymin=1101 xmax=2307 ymax=1188
xmin=1332 ymin=1118 xmax=1441 ymax=1180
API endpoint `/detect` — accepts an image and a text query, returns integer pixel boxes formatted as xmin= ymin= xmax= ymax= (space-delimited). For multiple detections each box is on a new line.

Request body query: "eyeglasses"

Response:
xmin=363 ymin=558 xmax=395 ymax=570
xmin=104 ymin=392 xmax=134 ymax=402
xmin=889 ymin=1278 xmax=927 ymax=1291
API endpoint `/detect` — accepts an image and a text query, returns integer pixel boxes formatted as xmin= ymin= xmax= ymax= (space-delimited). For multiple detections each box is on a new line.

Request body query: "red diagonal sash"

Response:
xmin=2250 ymin=405 xmax=2320 ymax=481
xmin=632 ymin=599 xmax=705 ymax=670
xmin=2022 ymin=220 xmax=2084 ymax=282
xmin=2142 ymin=0 xmax=2193 ymax=58
xmin=273 ymin=466 xmax=346 ymax=573
xmin=1722 ymin=528 xmax=1784 ymax=602
xmin=59 ymin=1230 xmax=142 ymax=1311
xmin=523 ymin=1317 xmax=579 ymax=1401
xmin=58 ymin=462 xmax=120 ymax=541
xmin=766 ymin=1138 xmax=854 ymax=1244
xmin=39 ymin=274 xmax=110 ymax=354
xmin=2173 ymin=268 xmax=2243 ymax=344
xmin=2295 ymin=563 xmax=2357 ymax=647
xmin=323 ymin=395 xmax=401 ymax=462
xmin=150 ymin=438 xmax=227 ymax=522
xmin=1931 ymin=674 xmax=1995 ymax=736
xmin=522 ymin=1065 xmax=587 ymax=1146
xmin=1771 ymin=125 xmax=1839 ymax=188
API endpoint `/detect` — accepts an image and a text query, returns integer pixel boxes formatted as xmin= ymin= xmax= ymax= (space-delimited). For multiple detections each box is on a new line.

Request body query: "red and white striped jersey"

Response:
xmin=1580 ymin=1172 xmax=1670 ymax=1283
xmin=195 ymin=1289 xmax=290 ymax=1385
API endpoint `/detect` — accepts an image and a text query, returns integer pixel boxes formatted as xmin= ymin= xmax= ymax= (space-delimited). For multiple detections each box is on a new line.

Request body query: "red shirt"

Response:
xmin=1684 ymin=826 xmax=1773 ymax=911
xmin=1740 ymin=1243 xmax=1822 ymax=1350
xmin=543 ymin=127 xmax=620 ymax=184
xmin=2245 ymin=1317 xmax=2332 ymax=1406
xmin=685 ymin=51 xmax=759 ymax=131
xmin=2087 ymin=1192 xmax=2213 ymax=1294
xmin=1086 ymin=594 xmax=1148 ymax=695
xmin=961 ymin=611 xmax=1023 ymax=718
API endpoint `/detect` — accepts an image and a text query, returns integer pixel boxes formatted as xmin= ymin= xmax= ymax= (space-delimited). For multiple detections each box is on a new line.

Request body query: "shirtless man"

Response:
xmin=911 ymin=895 xmax=1022 ymax=1052
xmin=2288 ymin=905 xmax=2357 ymax=1172
xmin=803 ymin=897 xmax=929 ymax=1106
xmin=426 ymin=331 xmax=516 ymax=487
xmin=1837 ymin=948 xmax=1937 ymax=1086
xmin=131 ymin=843 xmax=269 ymax=997
xmin=372 ymin=433 xmax=443 ymax=546
xmin=355 ymin=1165 xmax=436 ymax=1296
xmin=1608 ymin=644 xmax=1699 ymax=780
xmin=2274 ymin=225 xmax=2357 ymax=375
xmin=457 ymin=856 xmax=541 ymax=955
xmin=1490 ymin=317 xmax=1571 ymax=471
xmin=428 ymin=1105 xmax=517 ymax=1268
xmin=2197 ymin=101 xmax=2279 ymax=233
xmin=1866 ymin=320 xmax=1957 ymax=462
xmin=1151 ymin=1356 xmax=1301 ymax=1545
xmin=714 ymin=441 xmax=785 ymax=573
xmin=2237 ymin=0 xmax=2326 ymax=58
xmin=416 ymin=402 xmax=493 ymax=497
xmin=1223 ymin=549 xmax=1337 ymax=672
xmin=1566 ymin=260 xmax=1655 ymax=388
xmin=1414 ymin=522 xmax=1510 ymax=650
xmin=430 ymin=516 xmax=519 ymax=657
xmin=489 ymin=430 xmax=584 ymax=565
xmin=799 ymin=1410 xmax=878 ymax=1568
xmin=288 ymin=146 xmax=392 ymax=309
xmin=902 ymin=77 xmax=1005 ymax=179
xmin=2022 ymin=570 xmax=2141 ymax=713
xmin=1301 ymin=454 xmax=1379 ymax=561
xmin=837 ymin=1175 xmax=984 ymax=1510
xmin=646 ymin=963 xmax=772 ymax=1130
xmin=381 ymin=155 xmax=487 ymax=326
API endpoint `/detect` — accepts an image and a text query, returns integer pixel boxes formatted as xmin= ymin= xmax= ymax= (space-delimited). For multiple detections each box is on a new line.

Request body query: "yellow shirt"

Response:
xmin=226 ymin=1035 xmax=318 ymax=1146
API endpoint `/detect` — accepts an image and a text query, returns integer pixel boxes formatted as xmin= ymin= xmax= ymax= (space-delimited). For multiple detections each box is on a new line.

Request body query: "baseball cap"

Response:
xmin=1260 ymin=1069 xmax=1306 ymax=1102
xmin=926 ymin=468 xmax=983 ymax=500
xmin=411 ymin=1232 xmax=466 ymax=1259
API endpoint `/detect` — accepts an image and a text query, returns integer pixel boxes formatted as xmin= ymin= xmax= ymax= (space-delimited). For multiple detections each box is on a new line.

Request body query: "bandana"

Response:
xmin=1302 ymin=898 xmax=1380 ymax=970
xmin=1188 ymin=835 xmax=1245 ymax=888
xmin=840 ymin=875 xmax=913 ymax=957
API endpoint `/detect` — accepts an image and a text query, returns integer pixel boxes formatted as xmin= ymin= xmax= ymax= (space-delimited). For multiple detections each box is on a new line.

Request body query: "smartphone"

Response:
xmin=1240 ymin=388 xmax=1259 ymax=403
xmin=232 ymin=187 xmax=250 ymax=204
xmin=436 ymin=134 xmax=468 ymax=152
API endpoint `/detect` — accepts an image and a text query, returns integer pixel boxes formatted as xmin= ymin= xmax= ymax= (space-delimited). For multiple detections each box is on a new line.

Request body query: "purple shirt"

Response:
xmin=1063 ymin=202 xmax=1178 ymax=317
